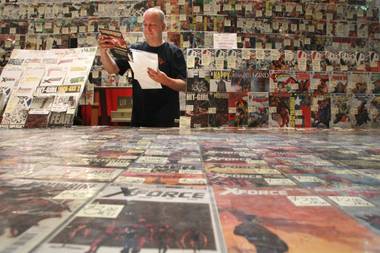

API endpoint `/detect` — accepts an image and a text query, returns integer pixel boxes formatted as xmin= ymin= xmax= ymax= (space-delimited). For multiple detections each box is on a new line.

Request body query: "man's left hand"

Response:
xmin=147 ymin=67 xmax=168 ymax=85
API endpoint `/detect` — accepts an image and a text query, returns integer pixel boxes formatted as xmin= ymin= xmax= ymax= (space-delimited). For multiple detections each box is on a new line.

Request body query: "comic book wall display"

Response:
xmin=0 ymin=47 xmax=96 ymax=128
xmin=0 ymin=0 xmax=379 ymax=129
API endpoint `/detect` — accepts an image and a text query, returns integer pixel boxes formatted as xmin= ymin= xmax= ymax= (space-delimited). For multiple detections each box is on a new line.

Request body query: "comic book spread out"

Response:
xmin=34 ymin=184 xmax=222 ymax=253
xmin=0 ymin=178 xmax=104 ymax=253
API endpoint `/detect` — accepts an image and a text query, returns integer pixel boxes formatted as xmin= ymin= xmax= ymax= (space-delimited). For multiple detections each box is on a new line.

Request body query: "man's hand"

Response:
xmin=147 ymin=67 xmax=168 ymax=84
xmin=98 ymin=35 xmax=127 ymax=49
xmin=147 ymin=67 xmax=186 ymax=92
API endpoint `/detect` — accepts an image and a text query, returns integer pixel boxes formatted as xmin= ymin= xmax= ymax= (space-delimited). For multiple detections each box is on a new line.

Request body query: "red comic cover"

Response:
xmin=269 ymin=93 xmax=290 ymax=128
xmin=213 ymin=185 xmax=380 ymax=253
xmin=228 ymin=92 xmax=249 ymax=127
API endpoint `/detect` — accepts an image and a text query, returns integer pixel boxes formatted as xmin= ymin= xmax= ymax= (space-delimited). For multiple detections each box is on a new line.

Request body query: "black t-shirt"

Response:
xmin=116 ymin=42 xmax=186 ymax=127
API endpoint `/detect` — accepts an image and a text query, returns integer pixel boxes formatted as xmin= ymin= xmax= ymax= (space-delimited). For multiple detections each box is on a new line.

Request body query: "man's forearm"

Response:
xmin=163 ymin=77 xmax=186 ymax=92
xmin=100 ymin=49 xmax=120 ymax=74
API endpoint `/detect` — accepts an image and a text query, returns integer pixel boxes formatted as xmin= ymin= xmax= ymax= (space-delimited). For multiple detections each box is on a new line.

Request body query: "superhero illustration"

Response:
xmin=230 ymin=209 xmax=288 ymax=253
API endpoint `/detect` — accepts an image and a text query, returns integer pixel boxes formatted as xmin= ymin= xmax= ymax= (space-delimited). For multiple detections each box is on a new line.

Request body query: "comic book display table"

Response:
xmin=0 ymin=127 xmax=379 ymax=253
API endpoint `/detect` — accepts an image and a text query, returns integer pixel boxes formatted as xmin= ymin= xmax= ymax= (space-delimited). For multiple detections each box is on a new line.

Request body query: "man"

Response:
xmin=98 ymin=8 xmax=186 ymax=127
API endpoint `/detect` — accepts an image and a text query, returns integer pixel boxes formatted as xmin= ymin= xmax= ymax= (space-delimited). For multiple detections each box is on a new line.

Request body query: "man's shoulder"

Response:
xmin=164 ymin=42 xmax=181 ymax=52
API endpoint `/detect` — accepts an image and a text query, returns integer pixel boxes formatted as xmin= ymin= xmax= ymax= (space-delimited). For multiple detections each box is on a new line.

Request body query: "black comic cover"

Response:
xmin=311 ymin=94 xmax=331 ymax=128
xmin=208 ymin=92 xmax=229 ymax=127
xmin=350 ymin=95 xmax=373 ymax=128
xmin=247 ymin=92 xmax=269 ymax=128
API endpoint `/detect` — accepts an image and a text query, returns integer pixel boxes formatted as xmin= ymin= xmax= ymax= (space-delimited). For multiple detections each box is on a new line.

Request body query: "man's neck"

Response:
xmin=147 ymin=39 xmax=164 ymax=47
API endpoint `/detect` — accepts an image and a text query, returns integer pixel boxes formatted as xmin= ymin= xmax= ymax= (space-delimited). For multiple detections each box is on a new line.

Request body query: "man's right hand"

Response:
xmin=98 ymin=35 xmax=127 ymax=49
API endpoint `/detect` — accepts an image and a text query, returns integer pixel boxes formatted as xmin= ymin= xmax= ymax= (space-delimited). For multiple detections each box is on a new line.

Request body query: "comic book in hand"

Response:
xmin=98 ymin=28 xmax=131 ymax=61
xmin=34 ymin=184 xmax=222 ymax=253
xmin=0 ymin=178 xmax=104 ymax=253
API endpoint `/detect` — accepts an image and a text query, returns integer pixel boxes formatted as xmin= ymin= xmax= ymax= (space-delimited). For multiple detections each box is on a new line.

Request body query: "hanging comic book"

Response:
xmin=331 ymin=94 xmax=351 ymax=128
xmin=228 ymin=92 xmax=249 ymax=127
xmin=350 ymin=95 xmax=373 ymax=128
xmin=247 ymin=92 xmax=269 ymax=128
xmin=208 ymin=92 xmax=229 ymax=127
xmin=311 ymin=94 xmax=331 ymax=128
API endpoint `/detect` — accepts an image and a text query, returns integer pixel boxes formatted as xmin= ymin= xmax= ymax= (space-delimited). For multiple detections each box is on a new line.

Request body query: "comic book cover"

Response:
xmin=228 ymin=92 xmax=249 ymax=127
xmin=203 ymin=160 xmax=271 ymax=173
xmin=269 ymin=71 xmax=296 ymax=96
xmin=34 ymin=184 xmax=221 ymax=253
xmin=186 ymin=48 xmax=201 ymax=69
xmin=284 ymin=50 xmax=296 ymax=70
xmin=250 ymin=70 xmax=269 ymax=92
xmin=231 ymin=68 xmax=251 ymax=92
xmin=0 ymin=95 xmax=31 ymax=128
xmin=313 ymin=188 xmax=380 ymax=236
xmin=185 ymin=92 xmax=209 ymax=128
xmin=215 ymin=49 xmax=227 ymax=69
xmin=207 ymin=172 xmax=296 ymax=188
xmin=187 ymin=74 xmax=210 ymax=93
xmin=114 ymin=171 xmax=207 ymax=186
xmin=330 ymin=95 xmax=351 ymax=128
xmin=247 ymin=92 xmax=269 ymax=128
xmin=310 ymin=51 xmax=324 ymax=72
xmin=311 ymin=72 xmax=330 ymax=96
xmin=0 ymin=178 xmax=103 ymax=253
xmin=311 ymin=94 xmax=331 ymax=128
xmin=370 ymin=73 xmax=380 ymax=94
xmin=269 ymin=93 xmax=290 ymax=128
xmin=330 ymin=72 xmax=348 ymax=94
xmin=126 ymin=162 xmax=203 ymax=175
xmin=368 ymin=51 xmax=380 ymax=72
xmin=209 ymin=70 xmax=232 ymax=93
xmin=288 ymin=169 xmax=380 ymax=189
xmin=3 ymin=165 xmax=123 ymax=182
xmin=255 ymin=49 xmax=272 ymax=70
xmin=201 ymin=48 xmax=215 ymax=69
xmin=24 ymin=95 xmax=55 ymax=128
xmin=208 ymin=92 xmax=229 ymax=127
xmin=369 ymin=95 xmax=380 ymax=127
xmin=350 ymin=95 xmax=373 ymax=128
xmin=213 ymin=185 xmax=380 ymax=253
xmin=290 ymin=93 xmax=312 ymax=128
xmin=0 ymin=66 xmax=23 ymax=116
xmin=348 ymin=73 xmax=370 ymax=95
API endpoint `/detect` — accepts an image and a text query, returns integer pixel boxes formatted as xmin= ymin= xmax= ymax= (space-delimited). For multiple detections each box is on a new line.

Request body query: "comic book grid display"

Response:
xmin=0 ymin=127 xmax=379 ymax=252
xmin=0 ymin=47 xmax=97 ymax=128
xmin=0 ymin=0 xmax=380 ymax=129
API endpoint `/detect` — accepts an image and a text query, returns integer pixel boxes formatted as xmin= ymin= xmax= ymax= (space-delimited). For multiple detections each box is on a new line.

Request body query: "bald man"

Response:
xmin=98 ymin=8 xmax=186 ymax=127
